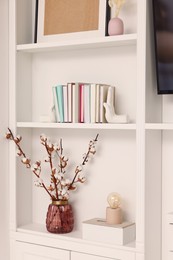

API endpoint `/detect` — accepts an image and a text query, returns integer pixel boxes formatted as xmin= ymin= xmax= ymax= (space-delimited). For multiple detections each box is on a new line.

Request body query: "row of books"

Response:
xmin=52 ymin=82 xmax=114 ymax=123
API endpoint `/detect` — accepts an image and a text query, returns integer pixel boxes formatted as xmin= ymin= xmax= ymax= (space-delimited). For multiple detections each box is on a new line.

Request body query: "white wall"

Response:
xmin=0 ymin=0 xmax=9 ymax=259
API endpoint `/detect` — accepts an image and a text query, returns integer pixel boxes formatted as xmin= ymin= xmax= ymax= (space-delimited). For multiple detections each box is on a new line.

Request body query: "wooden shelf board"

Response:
xmin=17 ymin=34 xmax=137 ymax=53
xmin=17 ymin=122 xmax=136 ymax=130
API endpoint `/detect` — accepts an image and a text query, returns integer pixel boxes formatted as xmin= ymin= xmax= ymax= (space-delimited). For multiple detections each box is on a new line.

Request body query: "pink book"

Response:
xmin=79 ymin=84 xmax=84 ymax=123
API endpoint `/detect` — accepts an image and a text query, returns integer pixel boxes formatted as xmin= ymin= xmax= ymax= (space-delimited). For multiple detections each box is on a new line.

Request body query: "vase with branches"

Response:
xmin=6 ymin=128 xmax=99 ymax=233
xmin=108 ymin=0 xmax=126 ymax=36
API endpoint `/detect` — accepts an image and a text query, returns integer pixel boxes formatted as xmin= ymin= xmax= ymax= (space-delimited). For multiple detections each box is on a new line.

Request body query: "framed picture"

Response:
xmin=35 ymin=0 xmax=109 ymax=43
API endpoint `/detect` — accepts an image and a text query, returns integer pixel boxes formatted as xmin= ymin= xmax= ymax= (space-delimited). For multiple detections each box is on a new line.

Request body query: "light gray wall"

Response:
xmin=0 ymin=0 xmax=9 ymax=259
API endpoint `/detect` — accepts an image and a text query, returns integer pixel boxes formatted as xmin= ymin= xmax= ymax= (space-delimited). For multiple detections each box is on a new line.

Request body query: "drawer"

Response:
xmin=15 ymin=241 xmax=70 ymax=260
xmin=168 ymin=251 xmax=173 ymax=260
xmin=168 ymin=223 xmax=173 ymax=249
xmin=71 ymin=251 xmax=135 ymax=260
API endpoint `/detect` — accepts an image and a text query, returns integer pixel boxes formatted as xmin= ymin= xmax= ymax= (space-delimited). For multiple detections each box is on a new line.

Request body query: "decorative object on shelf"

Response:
xmin=36 ymin=0 xmax=108 ymax=43
xmin=108 ymin=0 xmax=125 ymax=36
xmin=39 ymin=105 xmax=56 ymax=123
xmin=106 ymin=192 xmax=122 ymax=224
xmin=46 ymin=200 xmax=74 ymax=233
xmin=104 ymin=86 xmax=128 ymax=123
xmin=5 ymin=129 xmax=99 ymax=234
xmin=83 ymin=218 xmax=136 ymax=245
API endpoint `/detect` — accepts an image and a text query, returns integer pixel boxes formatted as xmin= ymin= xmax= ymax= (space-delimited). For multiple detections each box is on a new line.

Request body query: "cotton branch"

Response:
xmin=6 ymin=129 xmax=99 ymax=201
xmin=6 ymin=128 xmax=54 ymax=200
xmin=68 ymin=134 xmax=99 ymax=190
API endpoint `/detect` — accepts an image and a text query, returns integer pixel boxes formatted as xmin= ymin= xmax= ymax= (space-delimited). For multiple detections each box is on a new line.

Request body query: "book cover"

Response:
xmin=90 ymin=83 xmax=96 ymax=123
xmin=52 ymin=86 xmax=60 ymax=122
xmin=100 ymin=85 xmax=109 ymax=123
xmin=56 ymin=85 xmax=64 ymax=123
xmin=67 ymin=83 xmax=72 ymax=123
xmin=63 ymin=85 xmax=68 ymax=122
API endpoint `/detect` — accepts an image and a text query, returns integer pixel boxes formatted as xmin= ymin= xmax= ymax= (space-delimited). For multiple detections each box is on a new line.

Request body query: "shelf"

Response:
xmin=17 ymin=34 xmax=137 ymax=53
xmin=16 ymin=223 xmax=136 ymax=252
xmin=145 ymin=123 xmax=173 ymax=130
xmin=17 ymin=122 xmax=136 ymax=130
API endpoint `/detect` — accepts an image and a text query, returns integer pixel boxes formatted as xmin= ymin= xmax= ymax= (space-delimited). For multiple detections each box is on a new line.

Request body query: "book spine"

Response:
xmin=84 ymin=84 xmax=90 ymax=123
xmin=63 ymin=85 xmax=68 ymax=122
xmin=52 ymin=86 xmax=60 ymax=122
xmin=90 ymin=83 xmax=96 ymax=123
xmin=72 ymin=83 xmax=79 ymax=123
xmin=100 ymin=85 xmax=104 ymax=123
xmin=95 ymin=84 xmax=100 ymax=123
xmin=56 ymin=85 xmax=64 ymax=123
xmin=67 ymin=83 xmax=72 ymax=123
xmin=79 ymin=84 xmax=84 ymax=123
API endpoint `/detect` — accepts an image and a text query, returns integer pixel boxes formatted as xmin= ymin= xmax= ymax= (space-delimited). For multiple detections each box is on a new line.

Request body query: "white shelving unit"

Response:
xmin=9 ymin=0 xmax=173 ymax=260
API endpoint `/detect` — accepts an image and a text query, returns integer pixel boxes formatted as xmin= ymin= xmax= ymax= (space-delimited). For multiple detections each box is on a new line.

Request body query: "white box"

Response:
xmin=82 ymin=218 xmax=136 ymax=246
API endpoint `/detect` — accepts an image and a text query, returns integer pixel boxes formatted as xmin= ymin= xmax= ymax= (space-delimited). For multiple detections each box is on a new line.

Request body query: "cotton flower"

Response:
xmin=40 ymin=134 xmax=47 ymax=142
xmin=78 ymin=176 xmax=86 ymax=183
xmin=68 ymin=184 xmax=77 ymax=191
xmin=61 ymin=180 xmax=66 ymax=186
xmin=5 ymin=132 xmax=12 ymax=139
xmin=44 ymin=156 xmax=50 ymax=162
xmin=55 ymin=172 xmax=63 ymax=180
xmin=31 ymin=163 xmax=38 ymax=171
xmin=61 ymin=187 xmax=68 ymax=195
xmin=65 ymin=179 xmax=71 ymax=185
xmin=35 ymin=160 xmax=41 ymax=167
xmin=21 ymin=157 xmax=30 ymax=164
xmin=39 ymin=178 xmax=43 ymax=184
xmin=63 ymin=193 xmax=69 ymax=200
xmin=63 ymin=156 xmax=68 ymax=162
xmin=53 ymin=143 xmax=60 ymax=151
xmin=34 ymin=181 xmax=40 ymax=187
xmin=16 ymin=149 xmax=22 ymax=157
xmin=77 ymin=165 xmax=83 ymax=171
xmin=16 ymin=135 xmax=22 ymax=141
xmin=47 ymin=142 xmax=53 ymax=149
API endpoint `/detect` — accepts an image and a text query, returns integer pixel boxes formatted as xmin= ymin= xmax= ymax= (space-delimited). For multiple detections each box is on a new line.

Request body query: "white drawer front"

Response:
xmin=168 ymin=223 xmax=173 ymax=250
xmin=71 ymin=251 xmax=135 ymax=260
xmin=15 ymin=242 xmax=70 ymax=260
xmin=168 ymin=251 xmax=173 ymax=260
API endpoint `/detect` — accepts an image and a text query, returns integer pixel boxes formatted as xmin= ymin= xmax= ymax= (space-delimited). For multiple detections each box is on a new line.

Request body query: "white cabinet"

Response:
xmin=15 ymin=242 xmax=69 ymax=260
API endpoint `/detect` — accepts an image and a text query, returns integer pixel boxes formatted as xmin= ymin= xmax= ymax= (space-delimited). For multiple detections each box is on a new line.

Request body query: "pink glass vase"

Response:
xmin=108 ymin=17 xmax=124 ymax=36
xmin=46 ymin=200 xmax=74 ymax=234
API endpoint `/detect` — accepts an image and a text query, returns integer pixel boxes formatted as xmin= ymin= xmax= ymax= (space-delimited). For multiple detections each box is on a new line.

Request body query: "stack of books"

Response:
xmin=52 ymin=82 xmax=113 ymax=123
